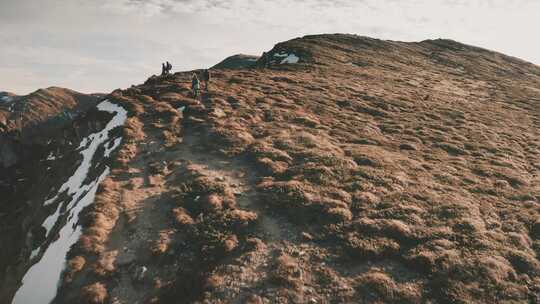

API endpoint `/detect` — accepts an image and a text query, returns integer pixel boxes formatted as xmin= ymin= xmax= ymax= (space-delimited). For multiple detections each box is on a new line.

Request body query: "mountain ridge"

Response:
xmin=1 ymin=33 xmax=539 ymax=304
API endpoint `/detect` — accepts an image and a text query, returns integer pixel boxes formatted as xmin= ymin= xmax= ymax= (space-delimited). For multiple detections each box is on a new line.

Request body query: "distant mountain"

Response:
xmin=0 ymin=87 xmax=100 ymax=134
xmin=0 ymin=91 xmax=17 ymax=102
xmin=0 ymin=86 xmax=102 ymax=168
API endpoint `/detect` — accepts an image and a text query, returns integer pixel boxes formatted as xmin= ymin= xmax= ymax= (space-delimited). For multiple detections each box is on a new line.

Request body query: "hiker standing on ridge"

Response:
xmin=261 ymin=52 xmax=270 ymax=68
xmin=161 ymin=63 xmax=166 ymax=76
xmin=191 ymin=73 xmax=200 ymax=98
xmin=166 ymin=61 xmax=172 ymax=74
xmin=202 ymin=69 xmax=210 ymax=91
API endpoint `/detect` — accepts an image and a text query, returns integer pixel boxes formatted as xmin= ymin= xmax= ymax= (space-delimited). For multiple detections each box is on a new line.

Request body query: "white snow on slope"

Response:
xmin=273 ymin=52 xmax=299 ymax=64
xmin=104 ymin=137 xmax=123 ymax=157
xmin=46 ymin=152 xmax=56 ymax=161
xmin=281 ymin=54 xmax=299 ymax=64
xmin=13 ymin=100 xmax=127 ymax=304
xmin=13 ymin=169 xmax=109 ymax=304
xmin=43 ymin=101 xmax=127 ymax=208
xmin=273 ymin=52 xmax=288 ymax=58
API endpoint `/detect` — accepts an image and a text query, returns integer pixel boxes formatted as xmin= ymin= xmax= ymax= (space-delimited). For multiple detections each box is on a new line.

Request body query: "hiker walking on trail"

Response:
xmin=202 ymin=69 xmax=210 ymax=91
xmin=191 ymin=73 xmax=200 ymax=98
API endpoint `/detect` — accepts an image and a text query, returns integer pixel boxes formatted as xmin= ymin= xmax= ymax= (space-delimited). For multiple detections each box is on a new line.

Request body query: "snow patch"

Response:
xmin=46 ymin=152 xmax=56 ymax=161
xmin=13 ymin=100 xmax=128 ymax=304
xmin=104 ymin=137 xmax=123 ymax=157
xmin=274 ymin=52 xmax=299 ymax=64
xmin=29 ymin=247 xmax=40 ymax=260
xmin=281 ymin=54 xmax=299 ymax=64
xmin=13 ymin=169 xmax=110 ymax=304
xmin=43 ymin=100 xmax=127 ymax=207
xmin=273 ymin=52 xmax=288 ymax=58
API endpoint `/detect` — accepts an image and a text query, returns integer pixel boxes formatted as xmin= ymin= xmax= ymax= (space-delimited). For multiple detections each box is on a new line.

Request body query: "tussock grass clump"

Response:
xmin=93 ymin=250 xmax=118 ymax=276
xmin=345 ymin=233 xmax=401 ymax=258
xmin=353 ymin=269 xmax=424 ymax=303
xmin=352 ymin=218 xmax=415 ymax=242
xmin=64 ymin=256 xmax=86 ymax=283
xmin=152 ymin=230 xmax=174 ymax=255
xmin=81 ymin=282 xmax=108 ymax=304
xmin=257 ymin=179 xmax=354 ymax=224
xmin=172 ymin=207 xmax=195 ymax=226
xmin=272 ymin=254 xmax=303 ymax=288
xmin=204 ymin=274 xmax=225 ymax=290
xmin=123 ymin=117 xmax=145 ymax=141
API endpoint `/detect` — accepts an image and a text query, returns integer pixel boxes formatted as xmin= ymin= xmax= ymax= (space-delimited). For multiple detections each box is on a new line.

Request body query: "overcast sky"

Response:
xmin=1 ymin=0 xmax=539 ymax=94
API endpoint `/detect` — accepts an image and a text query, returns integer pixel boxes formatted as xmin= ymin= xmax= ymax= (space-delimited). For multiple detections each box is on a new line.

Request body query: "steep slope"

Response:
xmin=0 ymin=87 xmax=102 ymax=167
xmin=0 ymin=87 xmax=104 ymax=303
xmin=0 ymin=87 xmax=101 ymax=133
xmin=5 ymin=34 xmax=540 ymax=304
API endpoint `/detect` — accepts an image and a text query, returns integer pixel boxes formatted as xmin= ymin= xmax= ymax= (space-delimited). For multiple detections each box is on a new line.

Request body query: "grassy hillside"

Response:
xmin=9 ymin=34 xmax=540 ymax=304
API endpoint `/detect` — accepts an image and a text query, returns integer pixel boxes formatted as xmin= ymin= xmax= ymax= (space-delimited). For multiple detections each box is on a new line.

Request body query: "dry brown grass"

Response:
xmin=152 ymin=230 xmax=174 ymax=255
xmin=63 ymin=256 xmax=86 ymax=283
xmin=81 ymin=282 xmax=108 ymax=304
xmin=172 ymin=207 xmax=195 ymax=226
xmin=50 ymin=34 xmax=540 ymax=303
xmin=93 ymin=250 xmax=118 ymax=276
xmin=205 ymin=274 xmax=225 ymax=290
xmin=222 ymin=234 xmax=239 ymax=252
xmin=273 ymin=254 xmax=303 ymax=289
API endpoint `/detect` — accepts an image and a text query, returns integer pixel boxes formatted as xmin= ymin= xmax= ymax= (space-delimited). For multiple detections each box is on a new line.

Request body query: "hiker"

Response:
xmin=261 ymin=52 xmax=269 ymax=68
xmin=191 ymin=73 xmax=200 ymax=98
xmin=202 ymin=69 xmax=210 ymax=90
xmin=161 ymin=63 xmax=166 ymax=76
xmin=72 ymin=119 xmax=80 ymax=141
xmin=166 ymin=61 xmax=172 ymax=74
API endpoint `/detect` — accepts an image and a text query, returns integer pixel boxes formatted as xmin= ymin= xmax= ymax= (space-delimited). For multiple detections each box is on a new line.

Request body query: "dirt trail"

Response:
xmin=103 ymin=136 xmax=173 ymax=303
xmin=179 ymin=131 xmax=299 ymax=243
xmin=96 ymin=92 xmax=300 ymax=303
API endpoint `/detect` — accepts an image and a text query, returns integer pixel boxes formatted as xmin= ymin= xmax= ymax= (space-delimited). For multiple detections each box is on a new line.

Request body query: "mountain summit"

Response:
xmin=2 ymin=34 xmax=539 ymax=304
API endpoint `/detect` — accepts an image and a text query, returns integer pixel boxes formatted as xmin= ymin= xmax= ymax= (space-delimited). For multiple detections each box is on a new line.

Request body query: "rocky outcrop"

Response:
xmin=212 ymin=54 xmax=259 ymax=69
xmin=0 ymin=136 xmax=18 ymax=168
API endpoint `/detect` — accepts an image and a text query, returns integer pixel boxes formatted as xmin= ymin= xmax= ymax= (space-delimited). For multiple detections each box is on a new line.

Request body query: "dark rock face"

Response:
xmin=0 ymin=136 xmax=19 ymax=168
xmin=0 ymin=87 xmax=104 ymax=303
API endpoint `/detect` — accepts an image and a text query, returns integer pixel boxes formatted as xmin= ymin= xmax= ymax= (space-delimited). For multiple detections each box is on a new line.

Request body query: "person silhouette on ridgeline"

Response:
xmin=261 ymin=52 xmax=270 ymax=68
xmin=202 ymin=69 xmax=210 ymax=91
xmin=166 ymin=61 xmax=172 ymax=74
xmin=191 ymin=73 xmax=200 ymax=98
xmin=161 ymin=63 xmax=166 ymax=76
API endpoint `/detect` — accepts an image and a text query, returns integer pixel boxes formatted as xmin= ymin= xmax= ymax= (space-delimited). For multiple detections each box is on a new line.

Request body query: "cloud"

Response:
xmin=106 ymin=0 xmax=360 ymax=16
